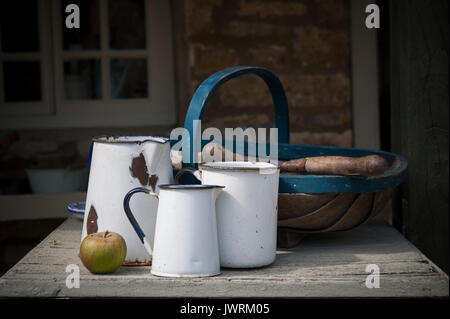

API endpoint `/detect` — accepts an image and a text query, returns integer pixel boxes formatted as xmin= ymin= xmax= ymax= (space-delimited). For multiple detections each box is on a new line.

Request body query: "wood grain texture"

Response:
xmin=326 ymin=192 xmax=375 ymax=231
xmin=0 ymin=216 xmax=447 ymax=298
xmin=281 ymin=155 xmax=389 ymax=176
xmin=277 ymin=190 xmax=392 ymax=234
xmin=278 ymin=193 xmax=337 ymax=220
xmin=370 ymin=189 xmax=393 ymax=219
xmin=390 ymin=0 xmax=449 ymax=274
xmin=278 ymin=193 xmax=357 ymax=230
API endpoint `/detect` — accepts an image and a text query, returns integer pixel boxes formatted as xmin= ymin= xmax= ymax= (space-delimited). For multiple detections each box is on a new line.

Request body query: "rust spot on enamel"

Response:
xmin=149 ymin=174 xmax=158 ymax=192
xmin=130 ymin=153 xmax=150 ymax=186
xmin=130 ymin=153 xmax=159 ymax=191
xmin=123 ymin=258 xmax=152 ymax=266
xmin=86 ymin=205 xmax=98 ymax=234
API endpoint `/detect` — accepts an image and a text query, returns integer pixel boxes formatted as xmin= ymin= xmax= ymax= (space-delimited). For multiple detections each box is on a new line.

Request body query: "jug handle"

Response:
xmin=174 ymin=168 xmax=201 ymax=183
xmin=123 ymin=187 xmax=159 ymax=256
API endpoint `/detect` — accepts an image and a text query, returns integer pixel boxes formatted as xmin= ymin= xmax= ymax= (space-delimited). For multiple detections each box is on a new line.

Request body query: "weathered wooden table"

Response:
xmin=0 ymin=216 xmax=448 ymax=298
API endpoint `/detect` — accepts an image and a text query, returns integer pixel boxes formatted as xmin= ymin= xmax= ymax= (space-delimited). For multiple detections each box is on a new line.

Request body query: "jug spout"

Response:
xmin=141 ymin=138 xmax=169 ymax=175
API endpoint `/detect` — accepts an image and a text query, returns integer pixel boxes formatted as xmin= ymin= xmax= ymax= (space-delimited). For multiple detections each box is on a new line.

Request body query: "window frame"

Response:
xmin=0 ymin=0 xmax=53 ymax=116
xmin=0 ymin=0 xmax=176 ymax=129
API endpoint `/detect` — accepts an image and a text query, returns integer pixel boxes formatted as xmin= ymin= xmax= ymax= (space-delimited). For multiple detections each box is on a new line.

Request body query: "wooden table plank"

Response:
xmin=0 ymin=216 xmax=448 ymax=298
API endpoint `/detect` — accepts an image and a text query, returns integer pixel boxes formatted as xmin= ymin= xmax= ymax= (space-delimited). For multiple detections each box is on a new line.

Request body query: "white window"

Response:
xmin=0 ymin=0 xmax=175 ymax=129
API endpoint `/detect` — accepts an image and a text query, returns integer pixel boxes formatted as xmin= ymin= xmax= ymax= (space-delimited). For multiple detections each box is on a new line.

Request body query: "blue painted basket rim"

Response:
xmin=178 ymin=140 xmax=408 ymax=194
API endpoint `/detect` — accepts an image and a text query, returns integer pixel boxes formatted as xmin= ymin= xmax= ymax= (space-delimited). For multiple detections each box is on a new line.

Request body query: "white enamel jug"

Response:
xmin=178 ymin=161 xmax=280 ymax=268
xmin=81 ymin=136 xmax=173 ymax=265
xmin=123 ymin=184 xmax=224 ymax=277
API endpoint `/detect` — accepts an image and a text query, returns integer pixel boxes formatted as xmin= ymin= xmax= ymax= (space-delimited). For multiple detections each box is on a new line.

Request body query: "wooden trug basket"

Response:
xmin=178 ymin=66 xmax=408 ymax=248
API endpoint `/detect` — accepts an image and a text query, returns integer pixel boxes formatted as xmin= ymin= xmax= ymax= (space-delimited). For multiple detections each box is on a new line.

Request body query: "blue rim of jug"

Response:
xmin=89 ymin=135 xmax=169 ymax=167
xmin=199 ymin=161 xmax=279 ymax=172
xmin=158 ymin=184 xmax=225 ymax=190
xmin=92 ymin=135 xmax=169 ymax=144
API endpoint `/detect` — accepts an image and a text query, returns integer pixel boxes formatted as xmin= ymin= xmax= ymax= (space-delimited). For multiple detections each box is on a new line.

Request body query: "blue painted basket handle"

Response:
xmin=182 ymin=66 xmax=290 ymax=167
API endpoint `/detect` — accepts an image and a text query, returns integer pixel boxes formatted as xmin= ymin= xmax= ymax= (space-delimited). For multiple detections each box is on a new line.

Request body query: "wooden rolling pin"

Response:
xmin=280 ymin=155 xmax=389 ymax=176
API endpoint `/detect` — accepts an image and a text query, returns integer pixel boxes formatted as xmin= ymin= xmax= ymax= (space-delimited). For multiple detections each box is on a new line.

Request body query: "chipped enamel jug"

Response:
xmin=81 ymin=136 xmax=173 ymax=265
xmin=123 ymin=184 xmax=224 ymax=277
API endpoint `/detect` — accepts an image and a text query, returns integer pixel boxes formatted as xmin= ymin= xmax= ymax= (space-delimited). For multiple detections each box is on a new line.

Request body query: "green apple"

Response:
xmin=79 ymin=231 xmax=127 ymax=274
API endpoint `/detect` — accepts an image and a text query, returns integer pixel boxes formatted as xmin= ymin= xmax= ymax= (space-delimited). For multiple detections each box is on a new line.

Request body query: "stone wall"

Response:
xmin=172 ymin=0 xmax=353 ymax=147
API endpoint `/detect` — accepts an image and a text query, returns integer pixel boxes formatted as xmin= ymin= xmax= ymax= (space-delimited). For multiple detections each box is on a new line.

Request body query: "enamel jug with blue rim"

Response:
xmin=81 ymin=136 xmax=173 ymax=265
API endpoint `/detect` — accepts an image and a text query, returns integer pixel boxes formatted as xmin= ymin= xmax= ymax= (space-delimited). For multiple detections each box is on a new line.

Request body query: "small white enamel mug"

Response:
xmin=123 ymin=184 xmax=224 ymax=278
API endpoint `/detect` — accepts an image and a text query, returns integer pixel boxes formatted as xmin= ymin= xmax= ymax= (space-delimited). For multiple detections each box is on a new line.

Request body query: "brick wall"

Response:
xmin=172 ymin=0 xmax=352 ymax=147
